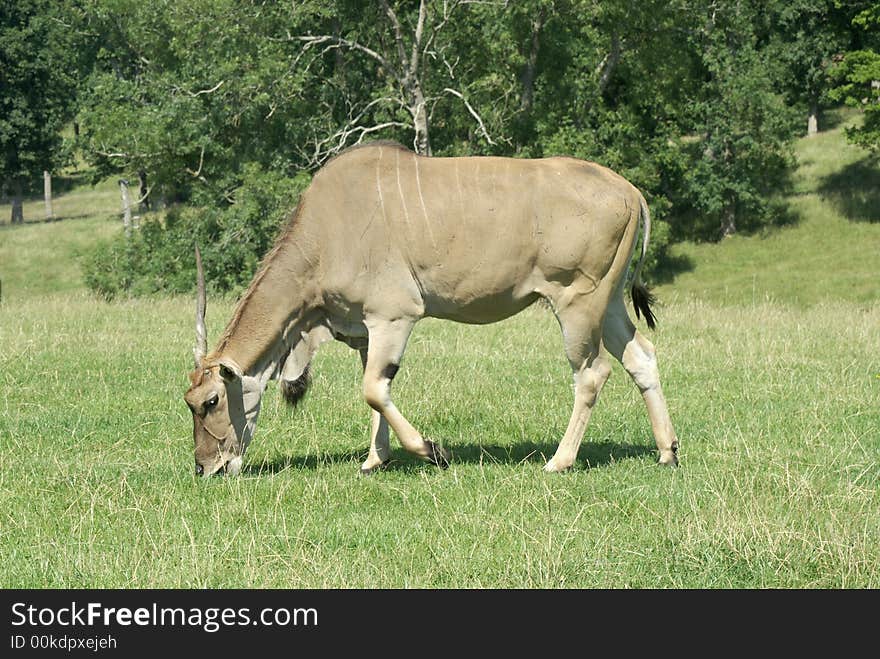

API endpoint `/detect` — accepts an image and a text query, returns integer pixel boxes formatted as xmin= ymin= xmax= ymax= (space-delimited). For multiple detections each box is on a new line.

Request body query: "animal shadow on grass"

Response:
xmin=244 ymin=440 xmax=655 ymax=475
xmin=818 ymin=155 xmax=880 ymax=223
xmin=448 ymin=440 xmax=654 ymax=471
xmin=243 ymin=448 xmax=367 ymax=475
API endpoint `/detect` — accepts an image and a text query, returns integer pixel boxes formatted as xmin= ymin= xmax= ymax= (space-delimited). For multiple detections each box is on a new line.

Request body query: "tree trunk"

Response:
xmin=409 ymin=85 xmax=431 ymax=156
xmin=520 ymin=9 xmax=545 ymax=115
xmin=807 ymin=99 xmax=819 ymax=137
xmin=137 ymin=171 xmax=148 ymax=211
xmin=136 ymin=170 xmax=148 ymax=228
xmin=11 ymin=180 xmax=24 ymax=224
xmin=597 ymin=34 xmax=621 ymax=96
xmin=119 ymin=178 xmax=132 ymax=237
xmin=44 ymin=171 xmax=54 ymax=220
xmin=720 ymin=203 xmax=736 ymax=238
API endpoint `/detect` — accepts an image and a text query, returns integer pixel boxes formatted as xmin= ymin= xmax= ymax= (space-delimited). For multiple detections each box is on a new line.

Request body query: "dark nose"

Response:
xmin=195 ymin=463 xmax=204 ymax=476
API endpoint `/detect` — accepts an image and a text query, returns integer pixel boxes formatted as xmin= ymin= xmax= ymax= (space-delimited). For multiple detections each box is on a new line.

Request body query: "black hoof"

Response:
xmin=426 ymin=441 xmax=450 ymax=469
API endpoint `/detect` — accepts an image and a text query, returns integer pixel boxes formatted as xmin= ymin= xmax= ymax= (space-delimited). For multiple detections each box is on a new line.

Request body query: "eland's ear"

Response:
xmin=218 ymin=358 xmax=243 ymax=382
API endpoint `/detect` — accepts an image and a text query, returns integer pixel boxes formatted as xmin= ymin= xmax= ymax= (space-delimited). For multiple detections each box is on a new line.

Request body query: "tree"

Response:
xmin=762 ymin=0 xmax=868 ymax=137
xmin=76 ymin=0 xmax=325 ymax=205
xmin=295 ymin=0 xmax=503 ymax=161
xmin=77 ymin=0 xmax=819 ymax=296
xmin=663 ymin=1 xmax=799 ymax=239
xmin=830 ymin=3 xmax=880 ymax=148
xmin=0 ymin=1 xmax=91 ymax=223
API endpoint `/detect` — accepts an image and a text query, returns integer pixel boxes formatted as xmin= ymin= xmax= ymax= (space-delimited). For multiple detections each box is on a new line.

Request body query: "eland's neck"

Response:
xmin=211 ymin=218 xmax=320 ymax=377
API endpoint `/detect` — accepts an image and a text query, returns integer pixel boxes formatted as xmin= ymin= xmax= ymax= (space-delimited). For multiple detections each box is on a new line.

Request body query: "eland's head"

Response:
xmin=184 ymin=247 xmax=262 ymax=477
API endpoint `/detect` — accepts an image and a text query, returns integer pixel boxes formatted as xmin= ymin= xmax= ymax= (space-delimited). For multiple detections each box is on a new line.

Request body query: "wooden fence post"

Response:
xmin=44 ymin=171 xmax=54 ymax=220
xmin=119 ymin=178 xmax=132 ymax=237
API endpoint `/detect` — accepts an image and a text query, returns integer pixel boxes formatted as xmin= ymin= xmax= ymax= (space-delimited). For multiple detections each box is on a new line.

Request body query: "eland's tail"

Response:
xmin=630 ymin=193 xmax=657 ymax=330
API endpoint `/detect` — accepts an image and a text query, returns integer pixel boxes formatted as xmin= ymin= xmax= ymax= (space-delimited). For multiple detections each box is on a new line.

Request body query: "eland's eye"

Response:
xmin=205 ymin=395 xmax=219 ymax=410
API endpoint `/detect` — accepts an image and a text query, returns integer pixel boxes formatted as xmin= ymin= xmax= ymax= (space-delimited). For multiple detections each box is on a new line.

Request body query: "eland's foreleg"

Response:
xmin=361 ymin=318 xmax=449 ymax=469
xmin=602 ymin=296 xmax=679 ymax=465
xmin=359 ymin=348 xmax=391 ymax=475
xmin=544 ymin=307 xmax=612 ymax=473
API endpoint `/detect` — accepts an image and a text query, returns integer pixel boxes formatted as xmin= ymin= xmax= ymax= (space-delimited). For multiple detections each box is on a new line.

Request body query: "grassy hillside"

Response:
xmin=0 ymin=175 xmax=120 ymax=299
xmin=0 ymin=112 xmax=878 ymax=588
xmin=657 ymin=109 xmax=880 ymax=307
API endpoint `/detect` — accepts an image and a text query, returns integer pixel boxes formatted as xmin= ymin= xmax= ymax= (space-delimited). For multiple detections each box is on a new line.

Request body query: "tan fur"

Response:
xmin=185 ymin=143 xmax=678 ymax=476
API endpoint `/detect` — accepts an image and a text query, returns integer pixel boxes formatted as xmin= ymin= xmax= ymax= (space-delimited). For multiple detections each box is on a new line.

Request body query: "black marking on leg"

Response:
xmin=382 ymin=363 xmax=400 ymax=382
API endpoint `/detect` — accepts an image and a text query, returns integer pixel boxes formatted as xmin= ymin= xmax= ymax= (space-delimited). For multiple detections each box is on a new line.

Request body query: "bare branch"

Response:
xmin=190 ymin=80 xmax=225 ymax=97
xmin=443 ymin=88 xmax=496 ymax=146
xmin=134 ymin=185 xmax=153 ymax=206
xmin=297 ymin=35 xmax=397 ymax=80
xmin=421 ymin=0 xmax=457 ymax=58
xmin=422 ymin=0 xmax=508 ymax=57
xmin=431 ymin=50 xmax=460 ymax=80
xmin=304 ymin=96 xmax=409 ymax=167
xmin=411 ymin=0 xmax=428 ymax=75
xmin=185 ymin=146 xmax=206 ymax=178
xmin=379 ymin=0 xmax=409 ymax=71
xmin=314 ymin=121 xmax=408 ymax=166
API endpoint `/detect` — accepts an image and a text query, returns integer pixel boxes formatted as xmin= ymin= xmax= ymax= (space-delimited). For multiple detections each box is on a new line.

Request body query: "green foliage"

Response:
xmin=83 ymin=166 xmax=311 ymax=299
xmin=0 ymin=1 xmax=93 ymax=190
xmin=830 ymin=3 xmax=880 ymax=148
xmin=760 ymin=0 xmax=858 ymax=124
xmin=25 ymin=0 xmax=875 ymax=293
xmin=75 ymin=0 xmax=323 ymax=199
xmin=673 ymin=28 xmax=800 ymax=239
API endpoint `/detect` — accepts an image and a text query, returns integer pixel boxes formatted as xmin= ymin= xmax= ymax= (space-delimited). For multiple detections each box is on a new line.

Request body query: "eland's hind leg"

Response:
xmin=361 ymin=317 xmax=450 ymax=468
xmin=544 ymin=307 xmax=613 ymax=473
xmin=603 ymin=296 xmax=679 ymax=465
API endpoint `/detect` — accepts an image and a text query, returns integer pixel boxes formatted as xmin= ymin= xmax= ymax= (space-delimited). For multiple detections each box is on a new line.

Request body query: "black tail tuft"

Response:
xmin=281 ymin=363 xmax=311 ymax=408
xmin=631 ymin=282 xmax=657 ymax=330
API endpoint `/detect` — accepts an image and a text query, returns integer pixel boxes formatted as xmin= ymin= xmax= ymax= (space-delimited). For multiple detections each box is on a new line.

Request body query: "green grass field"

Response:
xmin=1 ymin=111 xmax=878 ymax=588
